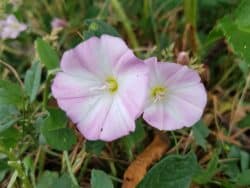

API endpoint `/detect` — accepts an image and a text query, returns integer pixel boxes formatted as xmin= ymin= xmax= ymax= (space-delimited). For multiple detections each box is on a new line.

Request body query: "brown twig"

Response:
xmin=0 ymin=59 xmax=24 ymax=87
xmin=122 ymin=131 xmax=169 ymax=188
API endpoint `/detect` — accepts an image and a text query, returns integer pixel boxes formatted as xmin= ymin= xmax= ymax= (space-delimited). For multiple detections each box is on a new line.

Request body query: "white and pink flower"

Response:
xmin=0 ymin=15 xmax=27 ymax=39
xmin=51 ymin=35 xmax=148 ymax=141
xmin=143 ymin=57 xmax=207 ymax=130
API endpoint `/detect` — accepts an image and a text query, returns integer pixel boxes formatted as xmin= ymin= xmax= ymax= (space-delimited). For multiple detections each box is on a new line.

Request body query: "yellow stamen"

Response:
xmin=106 ymin=77 xmax=118 ymax=93
xmin=151 ymin=86 xmax=166 ymax=102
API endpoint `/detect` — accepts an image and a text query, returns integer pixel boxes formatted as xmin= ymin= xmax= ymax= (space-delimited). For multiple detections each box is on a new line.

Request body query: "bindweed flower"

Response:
xmin=52 ymin=35 xmax=148 ymax=141
xmin=143 ymin=57 xmax=207 ymax=130
xmin=51 ymin=18 xmax=68 ymax=29
xmin=0 ymin=15 xmax=27 ymax=39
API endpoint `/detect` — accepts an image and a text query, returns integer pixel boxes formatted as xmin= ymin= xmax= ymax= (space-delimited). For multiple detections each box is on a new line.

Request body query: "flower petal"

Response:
xmin=51 ymin=72 xmax=100 ymax=99
xmin=73 ymin=35 xmax=129 ymax=78
xmin=164 ymin=64 xmax=201 ymax=89
xmin=76 ymin=94 xmax=114 ymax=140
xmin=100 ymin=96 xmax=135 ymax=141
xmin=118 ymin=64 xmax=148 ymax=118
xmin=143 ymin=102 xmax=179 ymax=130
xmin=60 ymin=49 xmax=99 ymax=79
xmin=56 ymin=94 xmax=102 ymax=123
xmin=164 ymin=92 xmax=204 ymax=128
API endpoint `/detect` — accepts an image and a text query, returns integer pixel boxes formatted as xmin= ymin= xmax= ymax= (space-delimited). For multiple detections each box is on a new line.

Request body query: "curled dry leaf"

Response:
xmin=122 ymin=131 xmax=169 ymax=188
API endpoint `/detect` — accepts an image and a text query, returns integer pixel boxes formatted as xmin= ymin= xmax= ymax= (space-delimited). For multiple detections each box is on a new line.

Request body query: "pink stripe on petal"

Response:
xmin=100 ymin=96 xmax=135 ymax=141
xmin=56 ymin=95 xmax=101 ymax=123
xmin=51 ymin=72 xmax=100 ymax=99
xmin=77 ymin=94 xmax=113 ymax=140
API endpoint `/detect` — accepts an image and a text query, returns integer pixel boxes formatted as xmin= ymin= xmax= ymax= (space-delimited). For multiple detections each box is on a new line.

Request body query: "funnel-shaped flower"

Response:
xmin=143 ymin=58 xmax=207 ymax=130
xmin=0 ymin=15 xmax=27 ymax=39
xmin=52 ymin=35 xmax=148 ymax=141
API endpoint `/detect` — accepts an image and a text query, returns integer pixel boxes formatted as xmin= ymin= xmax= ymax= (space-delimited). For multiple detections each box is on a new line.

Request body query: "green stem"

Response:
xmin=0 ymin=147 xmax=32 ymax=188
xmin=7 ymin=171 xmax=18 ymax=188
xmin=63 ymin=151 xmax=79 ymax=186
xmin=42 ymin=74 xmax=53 ymax=110
xmin=109 ymin=161 xmax=117 ymax=177
xmin=110 ymin=0 xmax=139 ymax=50
xmin=184 ymin=0 xmax=197 ymax=27
xmin=78 ymin=155 xmax=90 ymax=181
xmin=170 ymin=131 xmax=179 ymax=154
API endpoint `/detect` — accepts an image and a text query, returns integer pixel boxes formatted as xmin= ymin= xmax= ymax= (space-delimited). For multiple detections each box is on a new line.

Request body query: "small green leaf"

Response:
xmin=218 ymin=17 xmax=250 ymax=64
xmin=222 ymin=146 xmax=241 ymax=179
xmin=0 ymin=127 xmax=21 ymax=148
xmin=137 ymin=152 xmax=199 ymax=188
xmin=36 ymin=171 xmax=59 ymax=188
xmin=41 ymin=108 xmax=76 ymax=151
xmin=121 ymin=119 xmax=145 ymax=160
xmin=24 ymin=61 xmax=42 ymax=103
xmin=0 ymin=159 xmax=9 ymax=182
xmin=192 ymin=121 xmax=210 ymax=150
xmin=0 ymin=80 xmax=24 ymax=108
xmin=35 ymin=38 xmax=59 ymax=70
xmin=234 ymin=0 xmax=250 ymax=31
xmin=91 ymin=169 xmax=114 ymax=188
xmin=52 ymin=173 xmax=79 ymax=188
xmin=37 ymin=172 xmax=79 ymax=188
xmin=193 ymin=154 xmax=219 ymax=184
xmin=236 ymin=169 xmax=250 ymax=186
xmin=240 ymin=150 xmax=249 ymax=171
xmin=0 ymin=104 xmax=20 ymax=132
xmin=237 ymin=114 xmax=250 ymax=128
xmin=83 ymin=19 xmax=120 ymax=40
xmin=85 ymin=140 xmax=105 ymax=155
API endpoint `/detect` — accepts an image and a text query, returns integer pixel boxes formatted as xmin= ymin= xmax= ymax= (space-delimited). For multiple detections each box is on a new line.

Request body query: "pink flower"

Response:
xmin=51 ymin=18 xmax=68 ymax=29
xmin=0 ymin=15 xmax=27 ymax=39
xmin=51 ymin=35 xmax=148 ymax=141
xmin=143 ymin=58 xmax=207 ymax=130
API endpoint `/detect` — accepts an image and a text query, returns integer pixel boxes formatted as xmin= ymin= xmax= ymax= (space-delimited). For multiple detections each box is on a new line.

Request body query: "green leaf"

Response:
xmin=37 ymin=172 xmax=79 ymax=188
xmin=37 ymin=171 xmax=59 ymax=188
xmin=41 ymin=108 xmax=76 ymax=151
xmin=137 ymin=152 xmax=199 ymax=188
xmin=121 ymin=119 xmax=145 ymax=160
xmin=204 ymin=27 xmax=224 ymax=48
xmin=218 ymin=17 xmax=250 ymax=64
xmin=0 ymin=127 xmax=21 ymax=148
xmin=222 ymin=146 xmax=241 ymax=179
xmin=0 ymin=80 xmax=24 ymax=108
xmin=222 ymin=162 xmax=240 ymax=179
xmin=0 ymin=159 xmax=9 ymax=182
xmin=35 ymin=38 xmax=59 ymax=70
xmin=52 ymin=173 xmax=79 ymax=188
xmin=237 ymin=114 xmax=250 ymax=128
xmin=83 ymin=19 xmax=120 ymax=40
xmin=85 ymin=140 xmax=105 ymax=155
xmin=240 ymin=150 xmax=249 ymax=171
xmin=236 ymin=169 xmax=250 ymax=186
xmin=192 ymin=121 xmax=210 ymax=150
xmin=193 ymin=154 xmax=219 ymax=184
xmin=91 ymin=169 xmax=114 ymax=188
xmin=234 ymin=0 xmax=250 ymax=32
xmin=0 ymin=104 xmax=20 ymax=132
xmin=24 ymin=61 xmax=42 ymax=103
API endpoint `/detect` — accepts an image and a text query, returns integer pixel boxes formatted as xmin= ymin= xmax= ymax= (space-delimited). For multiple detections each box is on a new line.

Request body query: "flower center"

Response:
xmin=151 ymin=86 xmax=166 ymax=102
xmin=106 ymin=77 xmax=118 ymax=93
xmin=11 ymin=23 xmax=20 ymax=30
